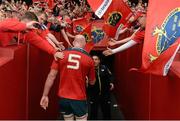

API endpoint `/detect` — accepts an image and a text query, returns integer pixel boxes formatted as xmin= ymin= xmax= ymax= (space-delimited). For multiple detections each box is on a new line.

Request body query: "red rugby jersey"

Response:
xmin=51 ymin=48 xmax=95 ymax=100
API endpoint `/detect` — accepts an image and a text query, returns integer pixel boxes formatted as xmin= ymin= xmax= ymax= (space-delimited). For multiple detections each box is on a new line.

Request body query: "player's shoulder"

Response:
xmin=65 ymin=48 xmax=92 ymax=58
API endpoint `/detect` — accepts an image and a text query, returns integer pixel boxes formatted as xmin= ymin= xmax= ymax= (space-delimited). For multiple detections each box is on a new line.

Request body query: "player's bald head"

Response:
xmin=73 ymin=35 xmax=86 ymax=48
xmin=74 ymin=35 xmax=86 ymax=41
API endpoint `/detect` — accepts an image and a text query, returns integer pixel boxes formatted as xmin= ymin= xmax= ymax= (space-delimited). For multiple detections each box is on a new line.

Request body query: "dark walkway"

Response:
xmin=89 ymin=93 xmax=124 ymax=120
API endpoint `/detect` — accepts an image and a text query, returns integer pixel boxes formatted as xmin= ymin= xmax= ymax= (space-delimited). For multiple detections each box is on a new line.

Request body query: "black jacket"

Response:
xmin=88 ymin=65 xmax=113 ymax=97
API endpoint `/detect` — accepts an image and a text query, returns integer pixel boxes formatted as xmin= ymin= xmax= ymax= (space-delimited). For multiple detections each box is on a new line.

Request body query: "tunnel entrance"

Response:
xmin=89 ymin=50 xmax=124 ymax=120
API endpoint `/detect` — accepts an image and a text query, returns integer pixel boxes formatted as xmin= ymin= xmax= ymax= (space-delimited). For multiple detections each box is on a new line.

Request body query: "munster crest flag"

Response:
xmin=138 ymin=0 xmax=180 ymax=76
xmin=73 ymin=18 xmax=89 ymax=34
xmin=103 ymin=0 xmax=132 ymax=37
xmin=87 ymin=0 xmax=132 ymax=37
xmin=81 ymin=21 xmax=109 ymax=53
xmin=91 ymin=21 xmax=106 ymax=44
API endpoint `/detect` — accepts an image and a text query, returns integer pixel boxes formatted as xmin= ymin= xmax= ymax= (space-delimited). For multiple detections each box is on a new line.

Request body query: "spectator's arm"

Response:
xmin=103 ymin=40 xmax=138 ymax=56
xmin=111 ymin=40 xmax=138 ymax=54
xmin=0 ymin=18 xmax=38 ymax=32
xmin=61 ymin=29 xmax=73 ymax=47
xmin=25 ymin=31 xmax=56 ymax=55
xmin=0 ymin=18 xmax=26 ymax=32
xmin=47 ymin=33 xmax=60 ymax=45
xmin=66 ymin=31 xmax=75 ymax=39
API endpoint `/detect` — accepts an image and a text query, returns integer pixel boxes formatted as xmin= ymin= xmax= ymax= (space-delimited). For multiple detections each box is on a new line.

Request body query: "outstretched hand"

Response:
xmin=103 ymin=47 xmax=113 ymax=56
xmin=108 ymin=38 xmax=117 ymax=46
xmin=57 ymin=42 xmax=65 ymax=51
xmin=54 ymin=51 xmax=64 ymax=61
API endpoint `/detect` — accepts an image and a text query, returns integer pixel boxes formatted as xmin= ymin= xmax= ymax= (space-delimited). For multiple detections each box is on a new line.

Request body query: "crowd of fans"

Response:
xmin=0 ymin=0 xmax=92 ymax=23
xmin=124 ymin=0 xmax=148 ymax=13
xmin=0 ymin=0 xmax=148 ymax=50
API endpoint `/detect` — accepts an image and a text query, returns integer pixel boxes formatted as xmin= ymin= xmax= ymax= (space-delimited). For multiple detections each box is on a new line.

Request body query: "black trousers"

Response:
xmin=89 ymin=94 xmax=111 ymax=120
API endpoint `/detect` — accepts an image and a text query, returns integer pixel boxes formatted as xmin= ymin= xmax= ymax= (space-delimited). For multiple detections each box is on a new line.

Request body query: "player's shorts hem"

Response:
xmin=58 ymin=98 xmax=88 ymax=117
xmin=63 ymin=114 xmax=74 ymax=118
xmin=75 ymin=113 xmax=88 ymax=119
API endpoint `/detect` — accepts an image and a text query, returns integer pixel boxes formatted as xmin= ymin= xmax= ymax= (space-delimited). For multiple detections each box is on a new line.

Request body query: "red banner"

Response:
xmin=79 ymin=20 xmax=109 ymax=52
xmin=137 ymin=0 xmax=180 ymax=76
xmin=47 ymin=0 xmax=54 ymax=9
xmin=91 ymin=20 xmax=107 ymax=44
xmin=87 ymin=0 xmax=112 ymax=18
xmin=80 ymin=23 xmax=92 ymax=42
xmin=73 ymin=18 xmax=89 ymax=34
xmin=103 ymin=0 xmax=132 ymax=37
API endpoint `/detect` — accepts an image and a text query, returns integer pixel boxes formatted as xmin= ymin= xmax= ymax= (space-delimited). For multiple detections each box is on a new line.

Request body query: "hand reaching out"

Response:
xmin=103 ymin=47 xmax=113 ymax=56
xmin=57 ymin=42 xmax=65 ymax=51
xmin=108 ymin=38 xmax=118 ymax=46
xmin=54 ymin=51 xmax=64 ymax=61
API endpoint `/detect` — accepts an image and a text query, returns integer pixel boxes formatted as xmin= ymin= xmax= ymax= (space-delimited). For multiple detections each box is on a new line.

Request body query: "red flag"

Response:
xmin=80 ymin=23 xmax=92 ymax=43
xmin=84 ymin=12 xmax=93 ymax=21
xmin=80 ymin=24 xmax=94 ymax=53
xmin=91 ymin=21 xmax=106 ymax=43
xmin=87 ymin=0 xmax=112 ymax=18
xmin=135 ymin=0 xmax=180 ymax=76
xmin=91 ymin=20 xmax=109 ymax=49
xmin=82 ymin=21 xmax=109 ymax=52
xmin=73 ymin=18 xmax=89 ymax=34
xmin=47 ymin=0 xmax=54 ymax=9
xmin=103 ymin=0 xmax=132 ymax=37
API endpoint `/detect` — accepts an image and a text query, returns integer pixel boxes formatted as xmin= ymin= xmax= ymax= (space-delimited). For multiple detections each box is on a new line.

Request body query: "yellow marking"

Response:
xmin=178 ymin=20 xmax=180 ymax=27
xmin=149 ymin=54 xmax=158 ymax=62
xmin=153 ymin=27 xmax=165 ymax=36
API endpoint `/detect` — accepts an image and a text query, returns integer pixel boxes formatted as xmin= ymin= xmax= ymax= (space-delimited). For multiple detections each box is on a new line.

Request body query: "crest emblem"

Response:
xmin=107 ymin=11 xmax=122 ymax=26
xmin=83 ymin=33 xmax=91 ymax=42
xmin=75 ymin=25 xmax=84 ymax=33
xmin=150 ymin=8 xmax=180 ymax=62
xmin=91 ymin=28 xmax=105 ymax=43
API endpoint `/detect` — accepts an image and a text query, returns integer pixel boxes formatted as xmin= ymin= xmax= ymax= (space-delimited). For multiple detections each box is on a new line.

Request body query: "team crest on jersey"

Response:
xmin=107 ymin=11 xmax=122 ymax=26
xmin=91 ymin=28 xmax=105 ymax=43
xmin=150 ymin=8 xmax=180 ymax=62
xmin=83 ymin=33 xmax=91 ymax=42
xmin=75 ymin=25 xmax=84 ymax=33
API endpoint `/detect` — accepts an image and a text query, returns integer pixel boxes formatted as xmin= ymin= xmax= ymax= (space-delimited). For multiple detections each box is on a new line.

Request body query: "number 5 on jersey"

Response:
xmin=67 ymin=54 xmax=81 ymax=70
